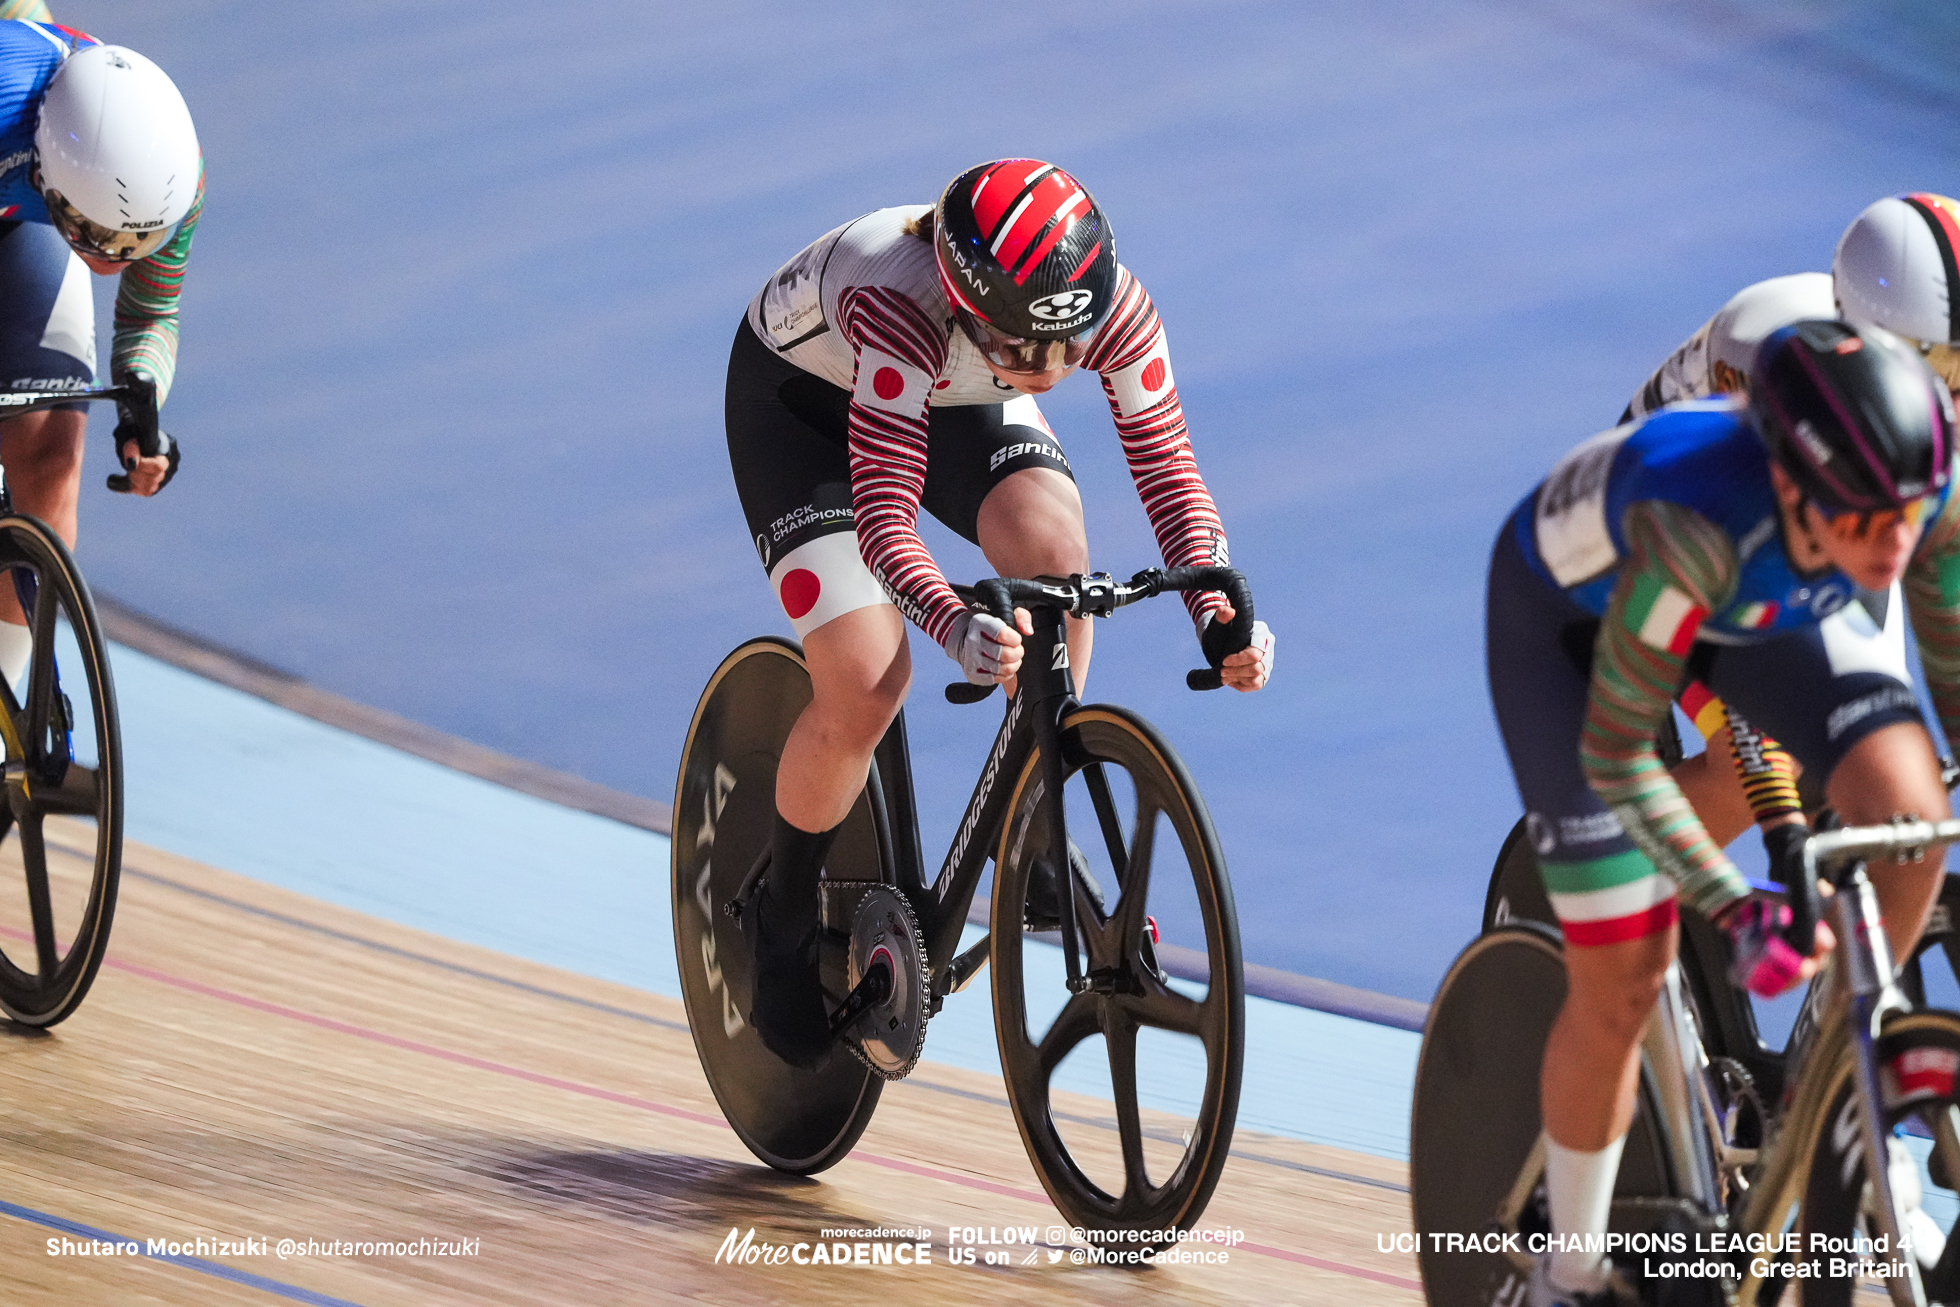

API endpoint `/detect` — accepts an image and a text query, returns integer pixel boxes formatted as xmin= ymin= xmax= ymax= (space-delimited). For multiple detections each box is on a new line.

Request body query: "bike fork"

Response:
xmin=1026 ymin=614 xmax=1085 ymax=993
xmin=1839 ymin=867 xmax=1928 ymax=1307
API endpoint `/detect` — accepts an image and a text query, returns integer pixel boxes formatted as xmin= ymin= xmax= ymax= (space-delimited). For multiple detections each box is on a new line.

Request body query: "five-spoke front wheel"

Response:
xmin=992 ymin=704 xmax=1243 ymax=1241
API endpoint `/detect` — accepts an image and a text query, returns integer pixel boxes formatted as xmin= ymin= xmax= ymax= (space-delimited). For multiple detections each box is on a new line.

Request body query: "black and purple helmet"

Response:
xmin=1750 ymin=319 xmax=1955 ymax=511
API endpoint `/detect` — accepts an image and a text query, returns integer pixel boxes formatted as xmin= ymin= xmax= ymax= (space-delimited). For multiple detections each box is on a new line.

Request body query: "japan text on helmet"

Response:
xmin=933 ymin=159 xmax=1117 ymax=373
xmin=33 ymin=44 xmax=199 ymax=264
xmin=1833 ymin=194 xmax=1960 ymax=392
xmin=1750 ymin=320 xmax=1955 ymax=512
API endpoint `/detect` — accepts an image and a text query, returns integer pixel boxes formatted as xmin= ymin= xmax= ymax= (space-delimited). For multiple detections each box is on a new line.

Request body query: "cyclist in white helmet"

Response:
xmin=0 ymin=17 xmax=201 ymax=690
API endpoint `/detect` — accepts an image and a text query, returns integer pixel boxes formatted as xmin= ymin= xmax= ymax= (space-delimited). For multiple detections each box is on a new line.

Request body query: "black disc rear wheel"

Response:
xmin=1412 ymin=923 xmax=1684 ymax=1306
xmin=671 ymin=637 xmax=887 ymax=1174
xmin=991 ymin=704 xmax=1243 ymax=1240
xmin=0 ymin=514 xmax=122 ymax=1027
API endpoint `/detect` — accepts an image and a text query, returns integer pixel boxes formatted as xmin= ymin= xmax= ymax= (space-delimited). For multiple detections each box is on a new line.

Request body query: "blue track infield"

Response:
xmin=48 ymin=0 xmax=1960 ymax=1004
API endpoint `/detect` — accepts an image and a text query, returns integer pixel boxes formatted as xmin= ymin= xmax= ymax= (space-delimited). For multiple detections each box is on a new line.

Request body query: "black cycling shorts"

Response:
xmin=0 ymin=221 xmax=94 ymax=410
xmin=724 ymin=316 xmax=1073 ymax=636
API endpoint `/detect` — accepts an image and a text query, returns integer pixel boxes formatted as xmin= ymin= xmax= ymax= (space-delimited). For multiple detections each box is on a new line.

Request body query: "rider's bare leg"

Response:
xmin=976 ymin=467 xmax=1092 ymax=696
xmin=1540 ymin=724 xmax=1800 ymax=1170
xmin=774 ymin=602 xmax=911 ymax=832
xmin=0 ymin=408 xmax=84 ymax=548
xmin=1541 ymin=925 xmax=1676 ymax=1150
xmin=1538 ymin=924 xmax=1675 ymax=1290
xmin=1824 ymin=719 xmax=1949 ymax=961
xmin=749 ymin=601 xmax=911 ymax=1066
xmin=0 ymin=410 xmax=85 ymax=687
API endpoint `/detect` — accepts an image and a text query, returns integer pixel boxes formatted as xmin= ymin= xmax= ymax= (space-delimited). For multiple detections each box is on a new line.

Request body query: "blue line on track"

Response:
xmin=0 ymin=1198 xmax=371 ymax=1306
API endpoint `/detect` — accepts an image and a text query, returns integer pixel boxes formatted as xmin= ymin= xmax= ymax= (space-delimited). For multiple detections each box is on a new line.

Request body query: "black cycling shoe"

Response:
xmin=1024 ymin=840 xmax=1106 ymax=932
xmin=742 ymin=883 xmax=833 ymax=1070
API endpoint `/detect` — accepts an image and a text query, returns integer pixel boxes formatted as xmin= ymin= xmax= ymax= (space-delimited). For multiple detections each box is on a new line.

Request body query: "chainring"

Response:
xmin=843 ymin=886 xmax=930 ymax=1080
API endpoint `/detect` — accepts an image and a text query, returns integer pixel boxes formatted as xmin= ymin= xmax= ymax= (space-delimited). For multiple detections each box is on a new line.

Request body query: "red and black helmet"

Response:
xmin=934 ymin=160 xmax=1117 ymax=371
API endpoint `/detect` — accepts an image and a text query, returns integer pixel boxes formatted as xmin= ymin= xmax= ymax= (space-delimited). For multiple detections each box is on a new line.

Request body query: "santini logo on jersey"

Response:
xmin=0 ymin=150 xmax=30 ymax=178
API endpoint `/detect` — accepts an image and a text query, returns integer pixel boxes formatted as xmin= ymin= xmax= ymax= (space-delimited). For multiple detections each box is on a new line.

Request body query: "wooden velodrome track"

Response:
xmin=0 ymin=820 xmax=1422 ymax=1305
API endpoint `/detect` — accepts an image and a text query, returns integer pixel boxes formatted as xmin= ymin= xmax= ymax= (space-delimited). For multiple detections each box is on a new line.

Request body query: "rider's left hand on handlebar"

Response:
xmin=1202 ymin=605 xmax=1274 ymax=692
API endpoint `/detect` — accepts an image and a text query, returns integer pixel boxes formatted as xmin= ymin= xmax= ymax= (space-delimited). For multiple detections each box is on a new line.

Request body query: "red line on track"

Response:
xmin=55 ymin=941 xmax=1418 ymax=1292
xmin=1239 ymin=1240 xmax=1423 ymax=1290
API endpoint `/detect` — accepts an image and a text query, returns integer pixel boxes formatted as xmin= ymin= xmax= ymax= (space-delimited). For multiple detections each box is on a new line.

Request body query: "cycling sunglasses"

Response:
xmin=955 ymin=308 xmax=1096 ymax=375
xmin=1811 ymin=494 xmax=1936 ymax=540
xmin=39 ymin=182 xmax=176 ymax=264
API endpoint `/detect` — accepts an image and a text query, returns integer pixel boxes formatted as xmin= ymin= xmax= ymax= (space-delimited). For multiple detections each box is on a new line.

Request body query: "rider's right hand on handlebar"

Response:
xmin=945 ymin=608 xmax=1031 ymax=685
xmin=1200 ymin=605 xmax=1274 ymax=692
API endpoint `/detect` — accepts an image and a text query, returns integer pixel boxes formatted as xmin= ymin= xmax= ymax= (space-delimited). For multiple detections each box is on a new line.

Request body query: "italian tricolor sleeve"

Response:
xmin=1581 ymin=499 xmax=1751 ymax=918
xmin=112 ymin=160 xmax=202 ymax=406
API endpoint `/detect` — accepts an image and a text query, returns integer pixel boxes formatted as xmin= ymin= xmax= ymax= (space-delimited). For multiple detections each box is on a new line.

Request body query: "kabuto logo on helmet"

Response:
xmin=1029 ymin=290 xmax=1094 ymax=322
xmin=934 ymin=159 xmax=1117 ymax=343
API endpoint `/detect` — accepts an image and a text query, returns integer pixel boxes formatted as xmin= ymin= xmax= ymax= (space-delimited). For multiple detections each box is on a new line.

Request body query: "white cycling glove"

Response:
xmin=944 ymin=610 xmax=1015 ymax=685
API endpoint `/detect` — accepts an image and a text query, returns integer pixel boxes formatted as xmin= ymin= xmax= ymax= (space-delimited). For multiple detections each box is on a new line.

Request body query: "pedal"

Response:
xmin=937 ymin=936 xmax=990 ymax=1000
xmin=1139 ymin=916 xmax=1171 ymax=987
xmin=720 ymin=847 xmax=773 ymax=921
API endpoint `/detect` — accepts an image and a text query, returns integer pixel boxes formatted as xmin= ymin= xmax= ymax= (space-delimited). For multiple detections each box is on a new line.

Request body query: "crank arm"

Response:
xmin=827 ymin=960 xmax=892 ymax=1039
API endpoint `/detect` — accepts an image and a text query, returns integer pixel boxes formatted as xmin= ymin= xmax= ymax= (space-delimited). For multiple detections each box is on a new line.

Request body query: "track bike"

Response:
xmin=1484 ymin=806 xmax=1960 ymax=1109
xmin=672 ymin=566 xmax=1251 ymax=1237
xmin=1416 ymin=817 xmax=1960 ymax=1307
xmin=0 ymin=382 xmax=148 ymax=1026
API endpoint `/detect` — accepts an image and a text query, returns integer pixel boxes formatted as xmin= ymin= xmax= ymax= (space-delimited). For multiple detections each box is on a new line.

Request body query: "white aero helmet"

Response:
xmin=33 ymin=43 xmax=198 ymax=263
xmin=1834 ymin=193 xmax=1960 ymax=391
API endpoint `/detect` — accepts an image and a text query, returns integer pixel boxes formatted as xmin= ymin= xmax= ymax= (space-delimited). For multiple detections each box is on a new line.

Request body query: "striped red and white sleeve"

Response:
xmin=1081 ymin=269 xmax=1231 ymax=629
xmin=839 ymin=286 xmax=964 ymax=644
